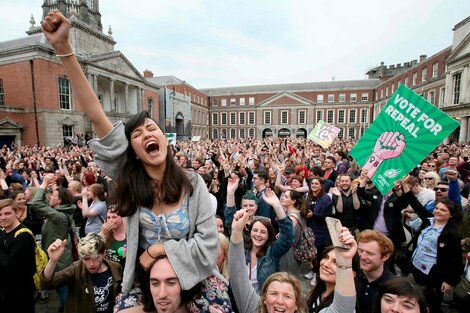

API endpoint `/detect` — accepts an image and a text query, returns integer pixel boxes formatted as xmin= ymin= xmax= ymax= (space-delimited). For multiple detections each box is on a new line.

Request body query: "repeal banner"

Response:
xmin=308 ymin=120 xmax=341 ymax=149
xmin=350 ymin=84 xmax=459 ymax=195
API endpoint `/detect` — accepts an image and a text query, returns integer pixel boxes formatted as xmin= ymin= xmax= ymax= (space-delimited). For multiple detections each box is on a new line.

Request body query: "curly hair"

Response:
xmin=257 ymin=272 xmax=306 ymax=313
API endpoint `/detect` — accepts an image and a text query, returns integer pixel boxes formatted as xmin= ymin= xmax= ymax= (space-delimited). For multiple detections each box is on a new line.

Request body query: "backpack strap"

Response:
xmin=288 ymin=213 xmax=304 ymax=246
xmin=14 ymin=227 xmax=34 ymax=239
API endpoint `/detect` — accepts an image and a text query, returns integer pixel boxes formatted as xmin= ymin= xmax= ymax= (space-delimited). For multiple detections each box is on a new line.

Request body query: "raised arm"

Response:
xmin=42 ymin=11 xmax=112 ymax=138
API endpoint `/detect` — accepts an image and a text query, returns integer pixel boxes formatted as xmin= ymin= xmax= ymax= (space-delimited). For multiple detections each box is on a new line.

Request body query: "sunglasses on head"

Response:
xmin=434 ymin=187 xmax=448 ymax=192
xmin=252 ymin=216 xmax=271 ymax=224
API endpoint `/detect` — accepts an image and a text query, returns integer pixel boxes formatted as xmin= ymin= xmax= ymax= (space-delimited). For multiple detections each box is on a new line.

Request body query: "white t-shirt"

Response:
xmin=415 ymin=188 xmax=435 ymax=206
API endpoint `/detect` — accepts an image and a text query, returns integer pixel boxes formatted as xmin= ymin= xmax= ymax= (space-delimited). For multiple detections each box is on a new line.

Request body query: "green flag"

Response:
xmin=350 ymin=84 xmax=459 ymax=195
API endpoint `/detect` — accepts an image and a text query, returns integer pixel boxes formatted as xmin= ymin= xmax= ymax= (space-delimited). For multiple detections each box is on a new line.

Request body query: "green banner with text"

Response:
xmin=350 ymin=84 xmax=459 ymax=195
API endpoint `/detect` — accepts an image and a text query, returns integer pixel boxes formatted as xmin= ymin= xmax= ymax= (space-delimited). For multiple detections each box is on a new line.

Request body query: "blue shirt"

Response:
xmin=412 ymin=217 xmax=444 ymax=275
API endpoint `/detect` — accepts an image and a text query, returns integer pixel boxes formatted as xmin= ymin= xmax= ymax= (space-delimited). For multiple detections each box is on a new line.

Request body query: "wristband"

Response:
xmin=56 ymin=51 xmax=75 ymax=58
xmin=337 ymin=264 xmax=352 ymax=270
xmin=146 ymin=245 xmax=157 ymax=259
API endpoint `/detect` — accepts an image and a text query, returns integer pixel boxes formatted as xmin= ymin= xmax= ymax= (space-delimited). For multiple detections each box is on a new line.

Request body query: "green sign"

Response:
xmin=308 ymin=120 xmax=341 ymax=149
xmin=165 ymin=133 xmax=177 ymax=145
xmin=350 ymin=84 xmax=459 ymax=195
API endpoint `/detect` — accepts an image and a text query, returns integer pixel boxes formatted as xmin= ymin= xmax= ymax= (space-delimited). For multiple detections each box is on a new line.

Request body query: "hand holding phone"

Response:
xmin=325 ymin=217 xmax=350 ymax=250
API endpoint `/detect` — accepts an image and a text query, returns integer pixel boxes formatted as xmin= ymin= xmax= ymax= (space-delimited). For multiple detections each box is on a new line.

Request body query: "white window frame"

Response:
xmin=348 ymin=127 xmax=355 ymax=139
xmin=361 ymin=93 xmax=368 ymax=102
xmin=316 ymin=110 xmax=323 ymax=123
xmin=339 ymin=94 xmax=345 ymax=102
xmin=239 ymin=97 xmax=245 ymax=106
xmin=298 ymin=110 xmax=306 ymax=124
xmin=230 ymin=112 xmax=236 ymax=125
xmin=248 ymin=111 xmax=255 ymax=125
xmin=264 ymin=111 xmax=272 ymax=124
xmin=361 ymin=109 xmax=368 ymax=123
xmin=281 ymin=110 xmax=289 ymax=124
xmin=432 ymin=63 xmax=438 ymax=78
xmin=239 ymin=112 xmax=246 ymax=125
xmin=421 ymin=68 xmax=427 ymax=83
xmin=338 ymin=110 xmax=345 ymax=123
xmin=317 ymin=94 xmax=324 ymax=103
xmin=230 ymin=128 xmax=236 ymax=139
xmin=248 ymin=128 xmax=255 ymax=138
xmin=249 ymin=97 xmax=255 ymax=105
xmin=221 ymin=112 xmax=227 ymax=125
xmin=230 ymin=98 xmax=236 ymax=106
xmin=239 ymin=128 xmax=245 ymax=139
xmin=350 ymin=93 xmax=357 ymax=102
xmin=58 ymin=77 xmax=72 ymax=110
xmin=212 ymin=128 xmax=218 ymax=139
xmin=349 ymin=109 xmax=357 ymax=123
xmin=428 ymin=90 xmax=436 ymax=105
xmin=62 ymin=125 xmax=74 ymax=144
xmin=412 ymin=73 xmax=417 ymax=86
xmin=385 ymin=86 xmax=389 ymax=97
xmin=405 ymin=77 xmax=409 ymax=87
xmin=440 ymin=87 xmax=445 ymax=106
xmin=221 ymin=99 xmax=227 ymax=106
xmin=327 ymin=110 xmax=334 ymax=124
xmin=328 ymin=94 xmax=334 ymax=103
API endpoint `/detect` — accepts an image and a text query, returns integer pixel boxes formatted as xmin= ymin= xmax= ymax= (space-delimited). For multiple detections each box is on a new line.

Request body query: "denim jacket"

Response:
xmin=244 ymin=216 xmax=293 ymax=289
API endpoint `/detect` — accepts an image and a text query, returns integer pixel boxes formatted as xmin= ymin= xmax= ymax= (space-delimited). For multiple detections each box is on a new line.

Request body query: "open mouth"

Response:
xmin=145 ymin=141 xmax=160 ymax=153
xmin=272 ymin=307 xmax=287 ymax=312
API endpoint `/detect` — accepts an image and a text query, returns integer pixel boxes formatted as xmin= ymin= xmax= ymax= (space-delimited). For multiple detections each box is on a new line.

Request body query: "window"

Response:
xmin=412 ymin=73 xmax=417 ymax=86
xmin=391 ymin=84 xmax=395 ymax=94
xmin=348 ymin=127 xmax=355 ymax=139
xmin=361 ymin=93 xmax=368 ymax=101
xmin=211 ymin=98 xmax=217 ymax=106
xmin=298 ymin=110 xmax=306 ymax=124
xmin=62 ymin=125 xmax=74 ymax=145
xmin=404 ymin=77 xmax=409 ymax=87
xmin=249 ymin=97 xmax=255 ymax=105
xmin=349 ymin=110 xmax=356 ymax=123
xmin=317 ymin=95 xmax=324 ymax=103
xmin=221 ymin=129 xmax=227 ymax=139
xmin=239 ymin=129 xmax=245 ymax=139
xmin=239 ymin=97 xmax=245 ymax=106
xmin=221 ymin=113 xmax=227 ymax=125
xmin=230 ymin=112 xmax=236 ymax=125
xmin=338 ymin=110 xmax=345 ymax=123
xmin=0 ymin=79 xmax=4 ymax=105
xmin=432 ymin=63 xmax=438 ymax=78
xmin=230 ymin=129 xmax=236 ymax=139
xmin=148 ymin=98 xmax=154 ymax=118
xmin=221 ymin=99 xmax=227 ymax=106
xmin=380 ymin=89 xmax=383 ymax=98
xmin=248 ymin=112 xmax=255 ymax=125
xmin=212 ymin=113 xmax=218 ymax=125
xmin=385 ymin=87 xmax=389 ymax=97
xmin=339 ymin=94 xmax=345 ymax=102
xmin=338 ymin=128 xmax=344 ymax=139
xmin=328 ymin=94 xmax=334 ymax=103
xmin=327 ymin=110 xmax=334 ymax=123
xmin=264 ymin=111 xmax=271 ymax=124
xmin=361 ymin=109 xmax=368 ymax=123
xmin=87 ymin=0 xmax=94 ymax=10
xmin=248 ymin=128 xmax=255 ymax=138
xmin=421 ymin=68 xmax=427 ymax=83
xmin=453 ymin=72 xmax=461 ymax=104
xmin=58 ymin=77 xmax=71 ymax=110
xmin=239 ymin=112 xmax=246 ymax=125
xmin=316 ymin=111 xmax=323 ymax=123
xmin=281 ymin=110 xmax=288 ymax=124
xmin=428 ymin=90 xmax=436 ymax=105
xmin=360 ymin=127 xmax=365 ymax=137
xmin=230 ymin=98 xmax=236 ymax=106
xmin=350 ymin=93 xmax=357 ymax=102
xmin=212 ymin=129 xmax=218 ymax=139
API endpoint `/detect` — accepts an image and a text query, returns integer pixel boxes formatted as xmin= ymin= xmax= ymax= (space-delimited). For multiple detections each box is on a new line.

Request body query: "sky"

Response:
xmin=1 ymin=0 xmax=469 ymax=89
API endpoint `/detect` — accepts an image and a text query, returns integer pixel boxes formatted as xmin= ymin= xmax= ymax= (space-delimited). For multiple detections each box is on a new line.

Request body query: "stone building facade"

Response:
xmin=0 ymin=0 xmax=159 ymax=147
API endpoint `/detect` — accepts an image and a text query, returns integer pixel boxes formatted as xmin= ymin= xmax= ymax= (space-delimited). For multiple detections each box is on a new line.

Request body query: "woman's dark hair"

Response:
xmin=287 ymin=190 xmax=309 ymax=219
xmin=307 ymin=246 xmax=360 ymax=312
xmin=436 ymin=199 xmax=462 ymax=224
xmin=245 ymin=217 xmax=276 ymax=258
xmin=141 ymin=255 xmax=201 ymax=312
xmin=308 ymin=177 xmax=325 ymax=200
xmin=110 ymin=111 xmax=193 ymax=217
xmin=374 ymin=277 xmax=427 ymax=313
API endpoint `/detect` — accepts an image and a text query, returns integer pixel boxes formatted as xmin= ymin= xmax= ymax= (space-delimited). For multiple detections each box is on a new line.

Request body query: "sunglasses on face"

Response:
xmin=434 ymin=187 xmax=448 ymax=192
xmin=425 ymin=177 xmax=434 ymax=180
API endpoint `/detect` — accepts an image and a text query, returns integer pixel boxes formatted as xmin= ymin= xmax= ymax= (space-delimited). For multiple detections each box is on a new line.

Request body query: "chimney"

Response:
xmin=143 ymin=69 xmax=154 ymax=78
xmin=419 ymin=54 xmax=427 ymax=62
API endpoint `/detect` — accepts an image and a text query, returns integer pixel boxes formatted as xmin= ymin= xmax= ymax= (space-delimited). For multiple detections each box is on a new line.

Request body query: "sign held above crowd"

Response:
xmin=350 ymin=84 xmax=459 ymax=195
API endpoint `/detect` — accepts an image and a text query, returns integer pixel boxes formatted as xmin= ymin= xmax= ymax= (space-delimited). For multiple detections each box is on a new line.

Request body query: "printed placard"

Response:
xmin=350 ymin=84 xmax=459 ymax=194
xmin=165 ymin=133 xmax=177 ymax=145
xmin=308 ymin=120 xmax=341 ymax=149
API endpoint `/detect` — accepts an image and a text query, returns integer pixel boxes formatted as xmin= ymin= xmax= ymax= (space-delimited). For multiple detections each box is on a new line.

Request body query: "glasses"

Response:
xmin=434 ymin=187 xmax=449 ymax=192
xmin=428 ymin=164 xmax=436 ymax=168
xmin=425 ymin=177 xmax=434 ymax=180
xmin=252 ymin=216 xmax=272 ymax=224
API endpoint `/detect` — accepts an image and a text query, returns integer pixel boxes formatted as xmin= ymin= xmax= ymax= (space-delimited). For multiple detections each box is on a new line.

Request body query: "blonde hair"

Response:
xmin=218 ymin=233 xmax=229 ymax=280
xmin=257 ymin=272 xmax=306 ymax=313
xmin=78 ymin=233 xmax=106 ymax=257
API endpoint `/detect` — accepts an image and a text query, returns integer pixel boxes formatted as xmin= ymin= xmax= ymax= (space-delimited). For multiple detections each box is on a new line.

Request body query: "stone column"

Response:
xmin=462 ymin=65 xmax=470 ymax=104
xmin=444 ymin=72 xmax=453 ymax=107
xmin=124 ymin=83 xmax=129 ymax=113
xmin=93 ymin=74 xmax=98 ymax=95
xmin=459 ymin=117 xmax=468 ymax=142
xmin=140 ymin=88 xmax=144 ymax=112
xmin=110 ymin=79 xmax=115 ymax=111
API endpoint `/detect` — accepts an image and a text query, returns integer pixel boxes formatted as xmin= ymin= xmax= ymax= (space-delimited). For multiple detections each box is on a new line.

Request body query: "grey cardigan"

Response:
xmin=89 ymin=121 xmax=219 ymax=292
xmin=228 ymin=240 xmax=356 ymax=313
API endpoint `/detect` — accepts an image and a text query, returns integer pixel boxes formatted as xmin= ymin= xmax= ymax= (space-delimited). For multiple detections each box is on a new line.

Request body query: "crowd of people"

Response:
xmin=1 ymin=10 xmax=470 ymax=313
